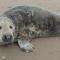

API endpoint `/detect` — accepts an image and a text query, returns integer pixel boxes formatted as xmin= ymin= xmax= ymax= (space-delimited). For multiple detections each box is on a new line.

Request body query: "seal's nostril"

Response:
xmin=4 ymin=35 xmax=7 ymax=39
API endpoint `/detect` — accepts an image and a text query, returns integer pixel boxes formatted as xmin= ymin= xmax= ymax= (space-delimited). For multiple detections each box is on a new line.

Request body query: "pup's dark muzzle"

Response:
xmin=2 ymin=34 xmax=13 ymax=42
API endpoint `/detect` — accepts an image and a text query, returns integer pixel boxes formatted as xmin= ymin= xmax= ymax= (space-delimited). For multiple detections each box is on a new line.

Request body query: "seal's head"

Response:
xmin=0 ymin=16 xmax=15 ymax=44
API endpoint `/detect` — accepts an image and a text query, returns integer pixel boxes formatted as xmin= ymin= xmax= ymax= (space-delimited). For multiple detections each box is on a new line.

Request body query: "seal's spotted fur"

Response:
xmin=1 ymin=6 xmax=60 ymax=52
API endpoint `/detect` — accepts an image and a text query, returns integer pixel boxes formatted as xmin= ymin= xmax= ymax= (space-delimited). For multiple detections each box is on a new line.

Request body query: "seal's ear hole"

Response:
xmin=26 ymin=12 xmax=31 ymax=17
xmin=26 ymin=11 xmax=34 ymax=17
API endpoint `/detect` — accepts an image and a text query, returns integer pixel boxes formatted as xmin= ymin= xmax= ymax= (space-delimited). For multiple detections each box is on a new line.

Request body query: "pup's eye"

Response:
xmin=9 ymin=26 xmax=13 ymax=29
xmin=0 ymin=26 xmax=2 ymax=30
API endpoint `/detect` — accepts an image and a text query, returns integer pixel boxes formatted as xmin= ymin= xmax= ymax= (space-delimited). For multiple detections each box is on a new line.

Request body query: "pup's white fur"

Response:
xmin=0 ymin=16 xmax=15 ymax=44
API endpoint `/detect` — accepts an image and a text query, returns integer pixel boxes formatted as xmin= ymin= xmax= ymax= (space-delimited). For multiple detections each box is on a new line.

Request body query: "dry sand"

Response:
xmin=0 ymin=0 xmax=60 ymax=60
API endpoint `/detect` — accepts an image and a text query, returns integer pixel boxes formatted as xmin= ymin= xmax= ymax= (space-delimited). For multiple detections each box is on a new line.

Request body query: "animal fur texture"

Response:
xmin=0 ymin=6 xmax=60 ymax=52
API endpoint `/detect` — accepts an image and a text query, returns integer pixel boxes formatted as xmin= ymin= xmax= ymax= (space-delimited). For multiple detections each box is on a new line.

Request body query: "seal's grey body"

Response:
xmin=0 ymin=6 xmax=60 ymax=52
xmin=4 ymin=6 xmax=60 ymax=37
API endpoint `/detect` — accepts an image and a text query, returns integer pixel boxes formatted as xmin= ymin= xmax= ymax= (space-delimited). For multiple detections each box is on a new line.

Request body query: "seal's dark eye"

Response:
xmin=9 ymin=26 xmax=13 ymax=29
xmin=0 ymin=26 xmax=2 ymax=30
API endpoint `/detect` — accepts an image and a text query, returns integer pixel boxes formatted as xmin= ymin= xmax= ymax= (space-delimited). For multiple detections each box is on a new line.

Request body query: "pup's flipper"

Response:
xmin=18 ymin=40 xmax=34 ymax=52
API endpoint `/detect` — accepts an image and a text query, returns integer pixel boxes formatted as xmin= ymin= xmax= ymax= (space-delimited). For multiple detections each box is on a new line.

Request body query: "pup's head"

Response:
xmin=0 ymin=16 xmax=15 ymax=44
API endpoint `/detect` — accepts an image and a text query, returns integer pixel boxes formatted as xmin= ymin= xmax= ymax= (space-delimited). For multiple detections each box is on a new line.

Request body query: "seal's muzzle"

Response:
xmin=2 ymin=34 xmax=13 ymax=42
